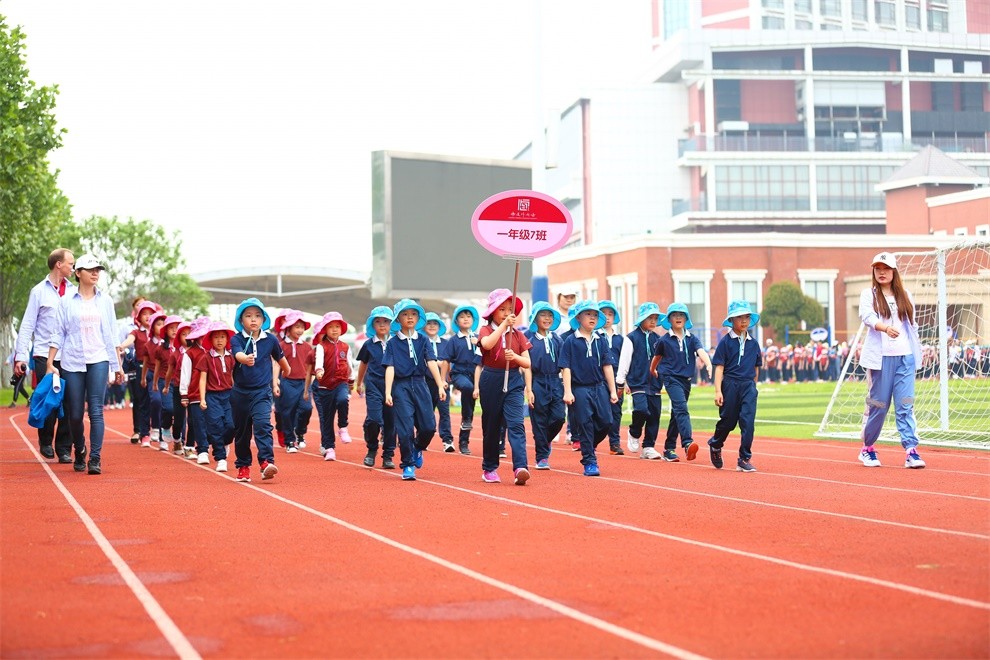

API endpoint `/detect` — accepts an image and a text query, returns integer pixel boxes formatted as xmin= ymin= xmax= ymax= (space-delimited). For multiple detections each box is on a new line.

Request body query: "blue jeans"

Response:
xmin=862 ymin=354 xmax=920 ymax=449
xmin=62 ymin=361 xmax=109 ymax=460
xmin=479 ymin=368 xmax=528 ymax=472
xmin=232 ymin=385 xmax=275 ymax=468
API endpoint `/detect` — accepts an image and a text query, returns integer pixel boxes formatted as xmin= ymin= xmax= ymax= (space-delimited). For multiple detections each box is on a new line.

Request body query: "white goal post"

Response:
xmin=817 ymin=240 xmax=990 ymax=449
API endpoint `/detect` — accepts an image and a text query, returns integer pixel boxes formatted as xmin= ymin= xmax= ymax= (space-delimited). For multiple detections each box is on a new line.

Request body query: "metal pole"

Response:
xmin=937 ymin=249 xmax=949 ymax=431
xmin=504 ymin=259 xmax=521 ymax=393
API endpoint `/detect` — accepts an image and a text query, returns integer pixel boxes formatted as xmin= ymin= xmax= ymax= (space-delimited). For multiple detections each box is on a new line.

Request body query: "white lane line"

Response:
xmin=753 ymin=450 xmax=990 ymax=477
xmin=9 ymin=415 xmax=201 ymax=660
xmin=752 ymin=470 xmax=990 ymax=502
xmin=107 ymin=422 xmax=990 ymax=614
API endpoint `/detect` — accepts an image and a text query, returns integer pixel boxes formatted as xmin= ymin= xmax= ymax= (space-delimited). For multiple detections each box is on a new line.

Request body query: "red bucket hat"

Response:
xmin=200 ymin=321 xmax=236 ymax=348
xmin=157 ymin=315 xmax=184 ymax=339
xmin=312 ymin=312 xmax=348 ymax=344
xmin=482 ymin=288 xmax=523 ymax=320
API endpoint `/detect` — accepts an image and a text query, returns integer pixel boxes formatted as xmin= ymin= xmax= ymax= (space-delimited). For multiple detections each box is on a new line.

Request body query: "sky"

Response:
xmin=4 ymin=1 xmax=653 ymax=275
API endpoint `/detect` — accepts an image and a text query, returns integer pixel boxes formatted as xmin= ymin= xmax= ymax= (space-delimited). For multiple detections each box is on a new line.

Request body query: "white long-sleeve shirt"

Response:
xmin=858 ymin=286 xmax=922 ymax=371
xmin=15 ymin=276 xmax=76 ymax=362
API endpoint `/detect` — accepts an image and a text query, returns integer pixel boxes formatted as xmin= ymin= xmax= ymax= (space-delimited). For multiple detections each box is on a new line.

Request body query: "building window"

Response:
xmin=927 ymin=7 xmax=949 ymax=32
xmin=761 ymin=0 xmax=784 ymax=8
xmin=874 ymin=0 xmax=895 ymax=25
xmin=820 ymin=0 xmax=841 ymax=17
xmin=678 ymin=281 xmax=708 ymax=339
xmin=802 ymin=281 xmax=831 ymax=330
xmin=724 ymin=270 xmax=767 ymax=343
xmin=663 ymin=0 xmax=691 ymax=39
xmin=796 ymin=19 xmax=813 ymax=29
xmin=628 ymin=283 xmax=638 ymax=321
xmin=851 ymin=0 xmax=868 ymax=21
xmin=762 ymin=15 xmax=785 ymax=29
xmin=905 ymin=3 xmax=921 ymax=29
xmin=976 ymin=225 xmax=989 ymax=237
xmin=816 ymin=165 xmax=898 ymax=211
xmin=820 ymin=21 xmax=843 ymax=30
xmin=610 ymin=283 xmax=625 ymax=330
xmin=715 ymin=165 xmax=811 ymax=212
xmin=795 ymin=0 xmax=812 ymax=13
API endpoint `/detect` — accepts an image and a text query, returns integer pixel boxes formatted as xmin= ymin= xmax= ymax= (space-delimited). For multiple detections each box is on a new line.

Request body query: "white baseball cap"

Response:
xmin=871 ymin=252 xmax=897 ymax=269
xmin=556 ymin=285 xmax=581 ymax=297
xmin=75 ymin=254 xmax=105 ymax=271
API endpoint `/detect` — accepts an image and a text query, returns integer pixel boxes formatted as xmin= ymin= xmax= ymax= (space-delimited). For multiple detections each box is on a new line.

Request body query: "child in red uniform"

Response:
xmin=179 ymin=317 xmax=211 ymax=463
xmin=142 ymin=311 xmax=168 ymax=448
xmin=154 ymin=315 xmax=182 ymax=451
xmin=198 ymin=321 xmax=236 ymax=472
xmin=276 ymin=310 xmax=313 ymax=453
xmin=312 ymin=312 xmax=353 ymax=461
xmin=163 ymin=320 xmax=191 ymax=454
xmin=121 ymin=300 xmax=158 ymax=444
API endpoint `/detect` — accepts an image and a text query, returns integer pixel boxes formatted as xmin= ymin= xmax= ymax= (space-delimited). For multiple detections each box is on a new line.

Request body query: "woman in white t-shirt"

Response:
xmin=856 ymin=252 xmax=925 ymax=469
xmin=48 ymin=254 xmax=126 ymax=475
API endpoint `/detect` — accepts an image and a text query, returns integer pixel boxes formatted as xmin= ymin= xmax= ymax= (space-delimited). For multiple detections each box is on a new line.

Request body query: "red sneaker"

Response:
xmin=571 ymin=441 xmax=581 ymax=451
xmin=236 ymin=466 xmax=250 ymax=482
xmin=261 ymin=460 xmax=278 ymax=480
xmin=276 ymin=430 xmax=286 ymax=447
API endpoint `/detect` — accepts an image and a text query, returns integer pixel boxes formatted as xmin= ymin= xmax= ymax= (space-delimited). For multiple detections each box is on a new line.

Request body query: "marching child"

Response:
xmin=275 ymin=310 xmax=312 ymax=453
xmin=163 ymin=320 xmax=190 ymax=454
xmin=597 ymin=301 xmax=626 ymax=456
xmin=142 ymin=311 xmax=168 ymax=448
xmin=383 ymin=298 xmax=446 ymax=481
xmin=559 ymin=300 xmax=619 ymax=477
xmin=230 ymin=297 xmax=291 ymax=482
xmin=312 ymin=312 xmax=353 ymax=462
xmin=198 ymin=321 xmax=236 ymax=471
xmin=120 ymin=300 xmax=158 ymax=444
xmin=616 ymin=303 xmax=665 ymax=459
xmin=707 ymin=300 xmax=763 ymax=472
xmin=524 ymin=301 xmax=564 ymax=470
xmin=477 ymin=288 xmax=532 ymax=485
xmin=424 ymin=312 xmax=455 ymax=452
xmin=444 ymin=305 xmax=481 ymax=455
xmin=355 ymin=306 xmax=397 ymax=469
xmin=154 ymin=315 xmax=182 ymax=451
xmin=650 ymin=302 xmax=712 ymax=462
xmin=179 ymin=317 xmax=211 ymax=463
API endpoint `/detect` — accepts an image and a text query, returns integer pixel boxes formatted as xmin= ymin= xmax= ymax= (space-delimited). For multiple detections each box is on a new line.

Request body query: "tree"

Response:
xmin=70 ymin=216 xmax=211 ymax=318
xmin=0 ymin=16 xmax=72 ymax=380
xmin=761 ymin=281 xmax=825 ymax=337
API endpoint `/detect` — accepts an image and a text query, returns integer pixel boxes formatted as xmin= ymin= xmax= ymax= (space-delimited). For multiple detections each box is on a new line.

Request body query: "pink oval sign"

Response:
xmin=471 ymin=190 xmax=573 ymax=258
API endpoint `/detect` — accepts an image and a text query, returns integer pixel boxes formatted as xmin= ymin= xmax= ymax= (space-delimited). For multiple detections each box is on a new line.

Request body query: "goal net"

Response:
xmin=817 ymin=240 xmax=990 ymax=449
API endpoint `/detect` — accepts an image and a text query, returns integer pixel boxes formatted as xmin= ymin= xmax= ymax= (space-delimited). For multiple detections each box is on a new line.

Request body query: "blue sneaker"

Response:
xmin=414 ymin=450 xmax=424 ymax=468
xmin=402 ymin=466 xmax=416 ymax=481
xmin=535 ymin=458 xmax=550 ymax=470
xmin=583 ymin=463 xmax=600 ymax=477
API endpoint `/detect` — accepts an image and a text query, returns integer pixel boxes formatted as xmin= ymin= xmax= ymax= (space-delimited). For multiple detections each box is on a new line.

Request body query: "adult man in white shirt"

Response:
xmin=14 ymin=248 xmax=77 ymax=461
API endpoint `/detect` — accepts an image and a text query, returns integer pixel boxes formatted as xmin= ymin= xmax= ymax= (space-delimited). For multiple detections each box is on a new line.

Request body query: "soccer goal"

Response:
xmin=817 ymin=240 xmax=990 ymax=449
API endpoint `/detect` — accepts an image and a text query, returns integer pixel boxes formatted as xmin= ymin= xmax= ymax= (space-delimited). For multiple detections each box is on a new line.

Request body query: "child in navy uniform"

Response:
xmin=477 ymin=289 xmax=532 ymax=485
xmin=524 ymin=301 xmax=564 ymax=470
xmin=616 ymin=302 xmax=665 ymax=459
xmin=424 ymin=312 xmax=455 ymax=452
xmin=198 ymin=321 xmax=236 ymax=471
xmin=708 ymin=300 xmax=763 ymax=472
xmin=356 ymin=306 xmax=397 ymax=469
xmin=230 ymin=298 xmax=291 ymax=482
xmin=383 ymin=299 xmax=446 ymax=481
xmin=597 ymin=300 xmax=626 ymax=456
xmin=444 ymin=305 xmax=481 ymax=455
xmin=559 ymin=300 xmax=619 ymax=476
xmin=650 ymin=302 xmax=713 ymax=462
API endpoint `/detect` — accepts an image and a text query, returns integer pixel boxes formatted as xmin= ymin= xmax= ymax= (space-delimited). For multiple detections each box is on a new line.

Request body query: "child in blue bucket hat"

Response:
xmin=706 ymin=300 xmax=762 ymax=473
xmin=445 ymin=305 xmax=481 ymax=455
xmin=597 ymin=301 xmax=627 ymax=456
xmin=356 ymin=305 xmax=397 ymax=469
xmin=649 ymin=302 xmax=713 ymax=462
xmin=559 ymin=300 xmax=618 ymax=477
xmin=615 ymin=302 xmax=665 ymax=457
xmin=383 ymin=298 xmax=446 ymax=481
xmin=230 ymin=297 xmax=291 ymax=483
xmin=524 ymin=301 xmax=564 ymax=470
xmin=424 ymin=312 xmax=455 ymax=452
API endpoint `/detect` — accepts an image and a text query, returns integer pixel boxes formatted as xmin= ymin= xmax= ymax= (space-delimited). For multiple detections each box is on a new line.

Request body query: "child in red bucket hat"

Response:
xmin=162 ymin=320 xmax=192 ymax=454
xmin=196 ymin=321 xmax=237 ymax=471
xmin=179 ymin=316 xmax=212 ymax=461
xmin=477 ymin=288 xmax=533 ymax=485
xmin=312 ymin=312 xmax=353 ymax=461
xmin=276 ymin=310 xmax=313 ymax=453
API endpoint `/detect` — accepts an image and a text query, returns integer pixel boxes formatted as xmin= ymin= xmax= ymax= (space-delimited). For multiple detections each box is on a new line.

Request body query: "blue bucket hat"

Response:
xmin=452 ymin=305 xmax=479 ymax=333
xmin=634 ymin=302 xmax=666 ymax=328
xmin=597 ymin=300 xmax=621 ymax=326
xmin=365 ymin=305 xmax=395 ymax=337
xmin=391 ymin=298 xmax=426 ymax=332
xmin=569 ymin=299 xmax=605 ymax=331
xmin=660 ymin=302 xmax=692 ymax=330
xmin=233 ymin=297 xmax=271 ymax=333
xmin=722 ymin=300 xmax=761 ymax=327
xmin=528 ymin=301 xmax=561 ymax=333
xmin=424 ymin=312 xmax=447 ymax=336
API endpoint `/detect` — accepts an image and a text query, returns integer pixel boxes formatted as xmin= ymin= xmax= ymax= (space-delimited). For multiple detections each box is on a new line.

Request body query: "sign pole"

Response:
xmin=504 ymin=259 xmax=521 ymax=393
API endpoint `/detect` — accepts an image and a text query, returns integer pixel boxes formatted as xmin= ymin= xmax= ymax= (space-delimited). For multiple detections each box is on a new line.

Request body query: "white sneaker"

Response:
xmin=184 ymin=447 xmax=197 ymax=460
xmin=859 ymin=447 xmax=881 ymax=467
xmin=140 ymin=438 xmax=152 ymax=448
xmin=319 ymin=446 xmax=327 ymax=456
xmin=197 ymin=452 xmax=210 ymax=465
xmin=297 ymin=440 xmax=307 ymax=449
xmin=904 ymin=449 xmax=926 ymax=469
xmin=215 ymin=459 xmax=228 ymax=472
xmin=640 ymin=447 xmax=662 ymax=460
xmin=626 ymin=431 xmax=641 ymax=453
xmin=162 ymin=428 xmax=172 ymax=441
xmin=339 ymin=428 xmax=352 ymax=444
xmin=286 ymin=446 xmax=298 ymax=453
xmin=324 ymin=447 xmax=336 ymax=461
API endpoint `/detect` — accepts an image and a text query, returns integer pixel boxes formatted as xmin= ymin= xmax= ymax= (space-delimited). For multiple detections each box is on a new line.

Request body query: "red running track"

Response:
xmin=2 ymin=397 xmax=988 ymax=658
